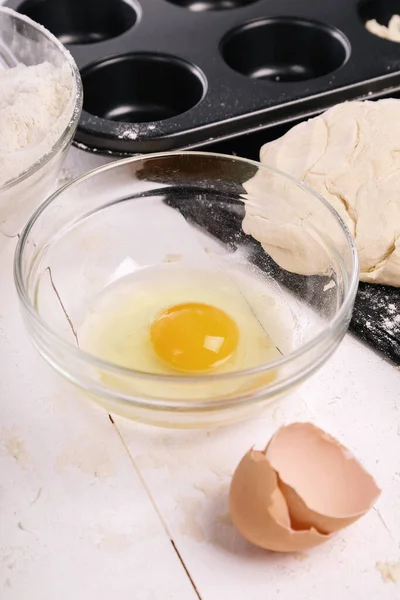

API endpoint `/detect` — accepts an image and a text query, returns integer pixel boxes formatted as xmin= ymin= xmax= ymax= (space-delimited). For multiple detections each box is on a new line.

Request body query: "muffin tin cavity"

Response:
xmin=82 ymin=54 xmax=206 ymax=123
xmin=166 ymin=0 xmax=257 ymax=11
xmin=358 ymin=0 xmax=399 ymax=28
xmin=221 ymin=18 xmax=349 ymax=82
xmin=16 ymin=0 xmax=138 ymax=45
xmin=7 ymin=0 xmax=400 ymax=154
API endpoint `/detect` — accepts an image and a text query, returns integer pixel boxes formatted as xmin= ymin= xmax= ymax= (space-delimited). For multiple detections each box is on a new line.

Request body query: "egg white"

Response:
xmin=79 ymin=264 xmax=287 ymax=401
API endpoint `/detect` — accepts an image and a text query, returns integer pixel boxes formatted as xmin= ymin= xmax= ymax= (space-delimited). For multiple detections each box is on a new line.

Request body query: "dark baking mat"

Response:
xmin=163 ymin=192 xmax=400 ymax=365
xmin=350 ymin=283 xmax=400 ymax=364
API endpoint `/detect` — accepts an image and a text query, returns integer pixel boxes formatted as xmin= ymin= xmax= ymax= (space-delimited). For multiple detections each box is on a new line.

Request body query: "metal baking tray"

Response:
xmin=6 ymin=0 xmax=400 ymax=155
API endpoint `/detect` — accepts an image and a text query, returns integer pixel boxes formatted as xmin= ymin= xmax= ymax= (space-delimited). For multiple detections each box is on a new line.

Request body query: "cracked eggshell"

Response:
xmin=265 ymin=423 xmax=381 ymax=534
xmin=229 ymin=423 xmax=381 ymax=553
xmin=229 ymin=449 xmax=331 ymax=552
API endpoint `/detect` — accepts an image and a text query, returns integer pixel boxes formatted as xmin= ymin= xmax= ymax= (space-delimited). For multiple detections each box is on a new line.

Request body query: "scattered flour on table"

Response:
xmin=118 ymin=126 xmax=138 ymax=140
xmin=0 ymin=61 xmax=73 ymax=186
xmin=359 ymin=286 xmax=400 ymax=338
xmin=376 ymin=561 xmax=400 ymax=583
xmin=383 ymin=304 xmax=400 ymax=333
xmin=116 ymin=122 xmax=158 ymax=140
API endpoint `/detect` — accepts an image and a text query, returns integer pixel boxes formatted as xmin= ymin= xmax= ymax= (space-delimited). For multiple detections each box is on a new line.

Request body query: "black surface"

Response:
xmin=166 ymin=1 xmax=258 ymax=9
xmin=221 ymin=17 xmax=348 ymax=82
xmin=7 ymin=0 xmax=400 ymax=154
xmin=16 ymin=0 xmax=137 ymax=45
xmin=358 ymin=0 xmax=400 ymax=26
xmin=82 ymin=53 xmax=205 ymax=125
xmin=162 ymin=187 xmax=400 ymax=366
xmin=350 ymin=283 xmax=400 ymax=364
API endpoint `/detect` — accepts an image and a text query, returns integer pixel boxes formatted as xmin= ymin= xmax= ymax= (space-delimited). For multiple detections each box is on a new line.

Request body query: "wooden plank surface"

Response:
xmin=1 ymin=146 xmax=399 ymax=600
xmin=117 ymin=336 xmax=400 ymax=600
xmin=0 ymin=239 xmax=199 ymax=600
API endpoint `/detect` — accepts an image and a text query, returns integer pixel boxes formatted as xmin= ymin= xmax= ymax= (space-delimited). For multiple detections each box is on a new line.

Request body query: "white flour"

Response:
xmin=0 ymin=61 xmax=73 ymax=187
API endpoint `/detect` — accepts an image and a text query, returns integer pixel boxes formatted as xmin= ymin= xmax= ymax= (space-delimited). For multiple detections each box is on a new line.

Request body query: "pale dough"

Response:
xmin=366 ymin=15 xmax=400 ymax=42
xmin=242 ymin=100 xmax=400 ymax=287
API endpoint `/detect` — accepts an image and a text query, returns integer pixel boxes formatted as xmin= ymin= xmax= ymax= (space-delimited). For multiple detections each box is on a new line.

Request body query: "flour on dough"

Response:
xmin=366 ymin=15 xmax=400 ymax=42
xmin=242 ymin=100 xmax=400 ymax=287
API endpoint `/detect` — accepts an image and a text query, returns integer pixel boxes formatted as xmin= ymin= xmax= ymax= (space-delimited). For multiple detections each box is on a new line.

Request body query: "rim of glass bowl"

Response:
xmin=14 ymin=152 xmax=359 ymax=405
xmin=0 ymin=7 xmax=83 ymax=192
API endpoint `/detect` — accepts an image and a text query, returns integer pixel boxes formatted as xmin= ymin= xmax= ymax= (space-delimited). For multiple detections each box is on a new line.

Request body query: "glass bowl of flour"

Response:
xmin=0 ymin=7 xmax=82 ymax=241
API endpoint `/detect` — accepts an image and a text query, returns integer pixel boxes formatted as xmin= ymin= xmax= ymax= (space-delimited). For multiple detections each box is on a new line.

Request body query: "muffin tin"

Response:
xmin=7 ymin=0 xmax=400 ymax=155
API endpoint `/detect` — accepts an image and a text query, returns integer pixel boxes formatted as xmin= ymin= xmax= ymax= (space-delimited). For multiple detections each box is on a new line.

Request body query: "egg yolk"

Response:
xmin=150 ymin=302 xmax=239 ymax=373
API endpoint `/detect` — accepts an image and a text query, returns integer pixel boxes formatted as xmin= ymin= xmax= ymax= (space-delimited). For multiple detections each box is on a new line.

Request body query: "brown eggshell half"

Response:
xmin=265 ymin=423 xmax=381 ymax=534
xmin=229 ymin=449 xmax=332 ymax=552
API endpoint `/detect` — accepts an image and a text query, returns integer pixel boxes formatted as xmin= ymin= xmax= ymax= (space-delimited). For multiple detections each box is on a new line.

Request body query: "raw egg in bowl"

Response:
xmin=14 ymin=152 xmax=358 ymax=428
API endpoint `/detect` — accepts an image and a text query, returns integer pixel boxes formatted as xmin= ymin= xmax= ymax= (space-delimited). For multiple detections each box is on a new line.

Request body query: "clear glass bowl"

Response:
xmin=14 ymin=152 xmax=359 ymax=428
xmin=0 ymin=7 xmax=83 ymax=241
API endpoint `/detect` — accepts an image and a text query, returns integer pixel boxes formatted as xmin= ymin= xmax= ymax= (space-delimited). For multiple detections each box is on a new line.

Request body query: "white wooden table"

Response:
xmin=1 ymin=145 xmax=399 ymax=600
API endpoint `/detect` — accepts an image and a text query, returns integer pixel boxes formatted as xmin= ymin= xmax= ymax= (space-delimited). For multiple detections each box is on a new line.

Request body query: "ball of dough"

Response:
xmin=243 ymin=100 xmax=400 ymax=287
